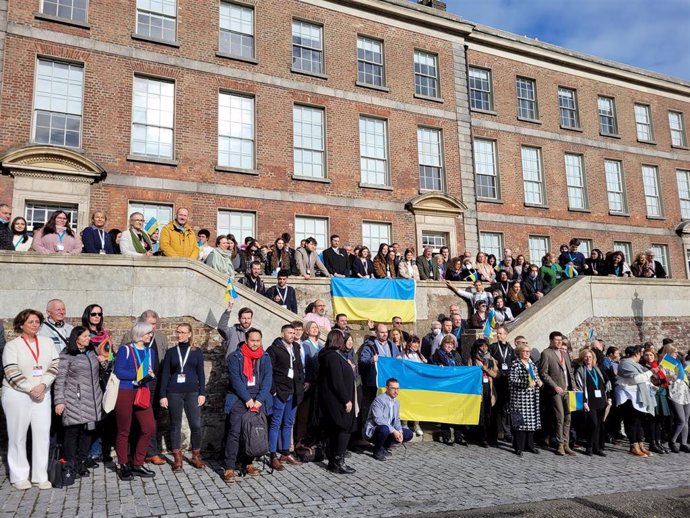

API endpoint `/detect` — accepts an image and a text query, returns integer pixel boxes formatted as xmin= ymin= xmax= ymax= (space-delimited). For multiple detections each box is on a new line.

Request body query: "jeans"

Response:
xmin=168 ymin=392 xmax=202 ymax=450
xmin=370 ymin=425 xmax=413 ymax=453
xmin=269 ymin=394 xmax=296 ymax=454
xmin=63 ymin=424 xmax=96 ymax=469
xmin=224 ymin=401 xmax=251 ymax=470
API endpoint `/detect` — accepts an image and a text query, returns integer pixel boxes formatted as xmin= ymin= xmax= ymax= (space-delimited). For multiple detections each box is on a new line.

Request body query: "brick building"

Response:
xmin=0 ymin=1 xmax=689 ymax=275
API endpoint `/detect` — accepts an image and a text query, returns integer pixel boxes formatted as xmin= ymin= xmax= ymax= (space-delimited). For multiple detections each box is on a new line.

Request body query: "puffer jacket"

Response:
xmin=54 ymin=351 xmax=104 ymax=426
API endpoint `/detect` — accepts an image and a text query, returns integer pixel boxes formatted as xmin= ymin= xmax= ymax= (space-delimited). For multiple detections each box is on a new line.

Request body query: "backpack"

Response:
xmin=241 ymin=409 xmax=269 ymax=459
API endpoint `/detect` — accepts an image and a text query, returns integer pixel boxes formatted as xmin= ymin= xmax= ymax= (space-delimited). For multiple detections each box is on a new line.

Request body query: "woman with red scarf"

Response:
xmin=222 ymin=328 xmax=273 ymax=483
xmin=640 ymin=346 xmax=671 ymax=454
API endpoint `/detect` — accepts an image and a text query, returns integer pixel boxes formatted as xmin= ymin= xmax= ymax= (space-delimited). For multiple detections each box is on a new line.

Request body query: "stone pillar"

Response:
xmin=452 ymin=42 xmax=479 ymax=254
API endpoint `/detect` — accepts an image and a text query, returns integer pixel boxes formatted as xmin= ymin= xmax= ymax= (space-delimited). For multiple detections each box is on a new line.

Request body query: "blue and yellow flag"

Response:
xmin=224 ymin=276 xmax=238 ymax=303
xmin=331 ymin=278 xmax=416 ymax=322
xmin=564 ymin=264 xmax=578 ymax=278
xmin=660 ymin=354 xmax=686 ymax=382
xmin=464 ymin=270 xmax=478 ymax=282
xmin=375 ymin=357 xmax=482 ymax=425
xmin=568 ymin=391 xmax=584 ymax=412
xmin=484 ymin=308 xmax=496 ymax=338
xmin=144 ymin=217 xmax=158 ymax=236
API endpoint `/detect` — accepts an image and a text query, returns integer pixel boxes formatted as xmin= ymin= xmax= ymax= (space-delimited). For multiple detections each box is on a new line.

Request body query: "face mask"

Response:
xmin=432 ymin=328 xmax=441 ymax=336
xmin=529 ymin=272 xmax=538 ymax=279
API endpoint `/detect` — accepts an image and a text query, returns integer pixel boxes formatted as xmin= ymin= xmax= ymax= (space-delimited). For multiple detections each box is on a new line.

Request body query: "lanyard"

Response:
xmin=586 ymin=367 xmax=599 ymax=387
xmin=57 ymin=230 xmax=65 ymax=243
xmin=498 ymin=343 xmax=508 ymax=362
xmin=22 ymin=336 xmax=40 ymax=364
xmin=131 ymin=344 xmax=148 ymax=369
xmin=284 ymin=341 xmax=295 ymax=366
xmin=13 ymin=237 xmax=23 ymax=250
xmin=176 ymin=344 xmax=192 ymax=371
xmin=276 ymin=287 xmax=287 ymax=304
xmin=96 ymin=228 xmax=105 ymax=249
xmin=527 ymin=362 xmax=535 ymax=380
xmin=568 ymin=252 xmax=576 ymax=261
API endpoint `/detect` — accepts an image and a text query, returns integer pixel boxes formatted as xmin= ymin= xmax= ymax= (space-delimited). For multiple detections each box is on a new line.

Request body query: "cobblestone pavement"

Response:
xmin=1 ymin=439 xmax=689 ymax=518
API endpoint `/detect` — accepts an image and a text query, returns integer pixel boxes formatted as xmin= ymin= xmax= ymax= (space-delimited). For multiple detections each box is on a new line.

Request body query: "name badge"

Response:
xmin=287 ymin=368 xmax=294 ymax=379
xmin=501 ymin=364 xmax=508 ymax=371
xmin=33 ymin=366 xmax=43 ymax=378
xmin=99 ymin=249 xmax=106 ymax=255
xmin=594 ymin=389 xmax=602 ymax=398
xmin=247 ymin=377 xmax=256 ymax=387
xmin=482 ymin=375 xmax=489 ymax=383
xmin=281 ymin=305 xmax=288 ymax=309
xmin=56 ymin=244 xmax=64 ymax=252
xmin=176 ymin=374 xmax=186 ymax=384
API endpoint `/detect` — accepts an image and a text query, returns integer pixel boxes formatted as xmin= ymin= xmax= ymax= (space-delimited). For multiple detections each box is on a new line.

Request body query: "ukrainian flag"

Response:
xmin=375 ymin=357 xmax=482 ymax=425
xmin=331 ymin=278 xmax=416 ymax=322
xmin=564 ymin=264 xmax=578 ymax=278
xmin=568 ymin=391 xmax=584 ymax=412
xmin=224 ymin=276 xmax=238 ymax=303
xmin=484 ymin=308 xmax=496 ymax=338
xmin=144 ymin=217 xmax=158 ymax=235
xmin=660 ymin=354 xmax=685 ymax=382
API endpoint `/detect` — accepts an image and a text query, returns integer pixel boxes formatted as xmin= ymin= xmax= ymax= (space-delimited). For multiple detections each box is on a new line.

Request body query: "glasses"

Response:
xmin=90 ymin=312 xmax=102 ymax=317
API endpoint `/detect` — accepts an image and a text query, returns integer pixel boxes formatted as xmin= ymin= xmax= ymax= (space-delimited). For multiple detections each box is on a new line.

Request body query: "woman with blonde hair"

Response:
xmin=159 ymin=323 xmax=206 ymax=471
xmin=657 ymin=342 xmax=690 ymax=453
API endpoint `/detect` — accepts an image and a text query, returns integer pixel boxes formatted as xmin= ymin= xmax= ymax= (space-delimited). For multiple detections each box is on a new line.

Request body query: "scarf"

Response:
xmin=240 ymin=343 xmax=264 ymax=383
xmin=647 ymin=360 xmax=668 ymax=388
xmin=438 ymin=348 xmax=456 ymax=366
xmin=129 ymin=228 xmax=152 ymax=254
xmin=209 ymin=247 xmax=235 ymax=276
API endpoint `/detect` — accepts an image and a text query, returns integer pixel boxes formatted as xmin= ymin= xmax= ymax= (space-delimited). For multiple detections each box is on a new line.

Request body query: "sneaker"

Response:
xmin=36 ymin=481 xmax=52 ymax=490
xmin=12 ymin=480 xmax=32 ymax=490
xmin=373 ymin=450 xmax=386 ymax=461
xmin=223 ymin=469 xmax=236 ymax=483
xmin=413 ymin=425 xmax=424 ymax=437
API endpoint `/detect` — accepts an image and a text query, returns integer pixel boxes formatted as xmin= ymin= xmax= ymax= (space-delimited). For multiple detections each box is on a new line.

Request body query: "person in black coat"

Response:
xmin=521 ymin=265 xmax=551 ymax=303
xmin=351 ymin=247 xmax=374 ymax=278
xmin=432 ymin=335 xmax=467 ymax=445
xmin=267 ymin=324 xmax=305 ymax=471
xmin=82 ymin=211 xmax=115 ymax=254
xmin=317 ymin=330 xmax=357 ymax=474
xmin=264 ymin=270 xmax=298 ymax=313
xmin=489 ymin=326 xmax=516 ymax=444
xmin=323 ymin=235 xmax=351 ymax=277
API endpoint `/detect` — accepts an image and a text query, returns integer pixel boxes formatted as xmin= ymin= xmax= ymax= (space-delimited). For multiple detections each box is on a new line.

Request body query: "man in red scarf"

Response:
xmin=223 ymin=328 xmax=273 ymax=483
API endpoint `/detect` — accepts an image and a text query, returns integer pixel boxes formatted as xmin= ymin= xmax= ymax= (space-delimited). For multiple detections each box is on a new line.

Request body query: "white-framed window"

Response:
xmin=218 ymin=92 xmax=254 ymax=170
xmin=634 ymin=103 xmax=654 ymax=142
xmin=669 ymin=111 xmax=687 ymax=147
xmin=136 ymin=0 xmax=177 ymax=42
xmin=131 ymin=76 xmax=175 ymax=159
xmin=359 ymin=116 xmax=388 ymax=186
xmin=516 ymin=77 xmax=538 ymax=120
xmin=676 ymin=169 xmax=690 ymax=220
xmin=650 ymin=244 xmax=670 ymax=276
xmin=128 ymin=201 xmax=173 ymax=229
xmin=613 ymin=241 xmax=632 ymax=263
xmin=295 ymin=216 xmax=328 ymax=251
xmin=604 ymin=159 xmax=627 ymax=213
xmin=41 ymin=0 xmax=88 ymax=22
xmin=474 ymin=139 xmax=499 ymax=200
xmin=219 ymin=2 xmax=254 ymax=59
xmin=217 ymin=209 xmax=255 ymax=244
xmin=479 ymin=232 xmax=503 ymax=259
xmin=357 ymin=36 xmax=384 ymax=87
xmin=577 ymin=239 xmax=592 ymax=258
xmin=468 ymin=67 xmax=492 ymax=111
xmin=642 ymin=165 xmax=662 ymax=217
xmin=362 ymin=221 xmax=392 ymax=252
xmin=292 ymin=20 xmax=323 ymax=74
xmin=521 ymin=146 xmax=545 ymax=205
xmin=33 ymin=59 xmax=84 ymax=148
xmin=564 ymin=153 xmax=587 ymax=210
xmin=293 ymin=105 xmax=325 ymax=179
xmin=414 ymin=50 xmax=439 ymax=98
xmin=558 ymin=87 xmax=579 ymax=129
xmin=528 ymin=235 xmax=550 ymax=264
xmin=421 ymin=230 xmax=447 ymax=253
xmin=418 ymin=127 xmax=444 ymax=191
xmin=598 ymin=96 xmax=618 ymax=135
xmin=25 ymin=202 xmax=79 ymax=232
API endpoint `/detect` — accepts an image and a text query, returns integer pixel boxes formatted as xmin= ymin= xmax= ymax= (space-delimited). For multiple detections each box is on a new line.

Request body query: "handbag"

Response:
xmin=47 ymin=445 xmax=64 ymax=489
xmin=510 ymin=411 xmax=525 ymax=427
xmin=133 ymin=386 xmax=151 ymax=410
xmin=102 ymin=371 xmax=120 ymax=413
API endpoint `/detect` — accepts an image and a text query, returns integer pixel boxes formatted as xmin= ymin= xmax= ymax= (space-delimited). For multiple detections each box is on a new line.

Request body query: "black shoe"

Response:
xmin=595 ymin=451 xmax=607 ymax=457
xmin=384 ymin=448 xmax=393 ymax=457
xmin=130 ymin=465 xmax=156 ymax=478
xmin=668 ymin=441 xmax=680 ymax=453
xmin=343 ymin=450 xmax=352 ymax=458
xmin=454 ymin=434 xmax=468 ymax=446
xmin=479 ymin=440 xmax=489 ymax=448
xmin=77 ymin=462 xmax=90 ymax=478
xmin=504 ymin=434 xmax=513 ymax=443
xmin=117 ymin=464 xmax=134 ymax=481
xmin=373 ymin=450 xmax=386 ymax=461
xmin=526 ymin=447 xmax=540 ymax=454
xmin=440 ymin=431 xmax=453 ymax=445
xmin=84 ymin=457 xmax=99 ymax=469
xmin=63 ymin=469 xmax=76 ymax=486
xmin=584 ymin=449 xmax=593 ymax=456
xmin=331 ymin=456 xmax=356 ymax=474
xmin=102 ymin=455 xmax=114 ymax=464
xmin=514 ymin=449 xmax=523 ymax=456
xmin=649 ymin=443 xmax=664 ymax=454
xmin=680 ymin=445 xmax=690 ymax=454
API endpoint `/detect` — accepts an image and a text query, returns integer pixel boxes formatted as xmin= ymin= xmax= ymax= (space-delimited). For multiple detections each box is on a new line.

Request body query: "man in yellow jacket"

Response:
xmin=159 ymin=208 xmax=198 ymax=259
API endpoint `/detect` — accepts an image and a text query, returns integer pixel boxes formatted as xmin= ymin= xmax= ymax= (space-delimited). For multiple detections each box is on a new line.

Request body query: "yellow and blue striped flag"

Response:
xmin=660 ymin=354 xmax=685 ymax=382
xmin=568 ymin=391 xmax=584 ymax=412
xmin=144 ymin=217 xmax=158 ymax=236
xmin=464 ymin=270 xmax=478 ymax=282
xmin=564 ymin=264 xmax=578 ymax=278
xmin=527 ymin=362 xmax=536 ymax=385
xmin=484 ymin=308 xmax=495 ymax=338
xmin=224 ymin=276 xmax=238 ymax=303
xmin=331 ymin=278 xmax=416 ymax=322
xmin=376 ymin=357 xmax=482 ymax=425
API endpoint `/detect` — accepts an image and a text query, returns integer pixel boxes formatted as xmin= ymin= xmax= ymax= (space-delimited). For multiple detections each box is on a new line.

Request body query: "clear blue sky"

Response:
xmin=436 ymin=0 xmax=690 ymax=81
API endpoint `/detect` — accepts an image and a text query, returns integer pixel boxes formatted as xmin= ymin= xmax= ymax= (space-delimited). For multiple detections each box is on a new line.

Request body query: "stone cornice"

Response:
xmin=0 ymin=145 xmax=107 ymax=184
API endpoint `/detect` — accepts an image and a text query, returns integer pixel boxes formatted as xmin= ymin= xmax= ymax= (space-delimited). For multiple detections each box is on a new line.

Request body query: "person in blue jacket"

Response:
xmin=223 ymin=327 xmax=273 ymax=483
xmin=81 ymin=211 xmax=115 ymax=254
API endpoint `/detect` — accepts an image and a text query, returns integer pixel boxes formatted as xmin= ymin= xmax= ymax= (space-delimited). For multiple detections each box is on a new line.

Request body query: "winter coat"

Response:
xmin=317 ymin=348 xmax=357 ymax=432
xmin=509 ymin=359 xmax=541 ymax=432
xmin=159 ymin=221 xmax=198 ymax=259
xmin=54 ymin=350 xmax=104 ymax=426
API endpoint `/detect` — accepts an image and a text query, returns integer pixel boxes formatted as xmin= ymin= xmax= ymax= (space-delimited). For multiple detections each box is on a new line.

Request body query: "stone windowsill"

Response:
xmin=413 ymin=93 xmax=444 ymax=104
xmin=127 ymin=154 xmax=179 ymax=166
xmin=131 ymin=33 xmax=181 ymax=48
xmin=291 ymin=175 xmax=331 ymax=183
xmin=355 ymin=81 xmax=390 ymax=93
xmin=34 ymin=12 xmax=91 ymax=29
xmin=290 ymin=67 xmax=329 ymax=80
xmin=215 ymin=52 xmax=258 ymax=65
xmin=215 ymin=165 xmax=260 ymax=176
xmin=470 ymin=108 xmax=497 ymax=116
xmin=359 ymin=182 xmax=393 ymax=191
xmin=517 ymin=116 xmax=543 ymax=125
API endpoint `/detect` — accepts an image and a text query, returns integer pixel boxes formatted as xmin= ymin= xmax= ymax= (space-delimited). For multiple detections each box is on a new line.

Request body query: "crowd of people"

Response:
xmin=1 ymin=293 xmax=689 ymax=491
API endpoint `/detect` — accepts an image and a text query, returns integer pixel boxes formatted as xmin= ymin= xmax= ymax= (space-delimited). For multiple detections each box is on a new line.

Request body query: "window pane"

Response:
xmin=421 ymin=231 xmax=447 ymax=253
xmin=613 ymin=241 xmax=632 ymax=263
xmin=635 ymin=104 xmax=653 ymax=141
xmin=479 ymin=232 xmax=502 ymax=258
xmin=219 ymin=2 xmax=254 ymax=58
xmin=362 ymin=222 xmax=391 ymax=252
xmin=558 ymin=87 xmax=579 ymax=128
xmin=417 ymin=127 xmax=443 ymax=191
xmin=650 ymin=244 xmax=670 ymax=276
xmin=516 ymin=77 xmax=537 ymax=120
xmin=131 ymin=76 xmax=175 ymax=158
xmin=218 ymin=92 xmax=254 ymax=169
xmin=528 ymin=236 xmax=550 ymax=264
xmin=295 ymin=216 xmax=328 ymax=252
xmin=469 ymin=67 xmax=492 ymax=111
xmin=292 ymin=21 xmax=323 ymax=74
xmin=293 ymin=105 xmax=325 ymax=178
xmin=357 ymin=37 xmax=384 ymax=86
xmin=217 ymin=210 xmax=255 ymax=244
xmin=128 ymin=201 xmax=173 ymax=229
xmin=414 ymin=51 xmax=438 ymax=98
xmin=605 ymin=160 xmax=626 ymax=213
xmin=564 ymin=153 xmax=587 ymax=210
xmin=676 ymin=169 xmax=690 ymax=219
xmin=642 ymin=165 xmax=662 ymax=217
xmin=359 ymin=117 xmax=388 ymax=186
xmin=24 ymin=201 xmax=79 ymax=231
xmin=521 ymin=146 xmax=543 ymax=205
xmin=136 ymin=0 xmax=177 ymax=41
xmin=474 ymin=139 xmax=498 ymax=199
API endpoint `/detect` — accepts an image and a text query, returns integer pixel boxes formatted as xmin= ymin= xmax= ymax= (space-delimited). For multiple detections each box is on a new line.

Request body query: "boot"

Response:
xmin=331 ymin=455 xmax=356 ymax=474
xmin=440 ymin=429 xmax=453 ymax=445
xmin=172 ymin=449 xmax=183 ymax=472
xmin=629 ymin=443 xmax=647 ymax=457
xmin=556 ymin=444 xmax=566 ymax=456
xmin=659 ymin=441 xmax=671 ymax=454
xmin=668 ymin=441 xmax=680 ymax=453
xmin=563 ymin=444 xmax=577 ymax=456
xmin=190 ymin=449 xmax=205 ymax=469
xmin=639 ymin=442 xmax=653 ymax=456
xmin=77 ymin=461 xmax=90 ymax=478
xmin=649 ymin=441 xmax=664 ymax=454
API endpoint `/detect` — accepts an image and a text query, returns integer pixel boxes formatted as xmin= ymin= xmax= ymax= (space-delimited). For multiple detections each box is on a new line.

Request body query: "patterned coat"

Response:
xmin=509 ymin=359 xmax=541 ymax=431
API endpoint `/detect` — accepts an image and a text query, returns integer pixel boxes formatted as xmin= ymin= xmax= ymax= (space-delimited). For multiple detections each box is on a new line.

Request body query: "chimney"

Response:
xmin=417 ymin=0 xmax=447 ymax=10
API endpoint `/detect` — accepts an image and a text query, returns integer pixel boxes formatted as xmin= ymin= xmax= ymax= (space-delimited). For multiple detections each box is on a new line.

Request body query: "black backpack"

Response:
xmin=241 ymin=410 xmax=269 ymax=459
